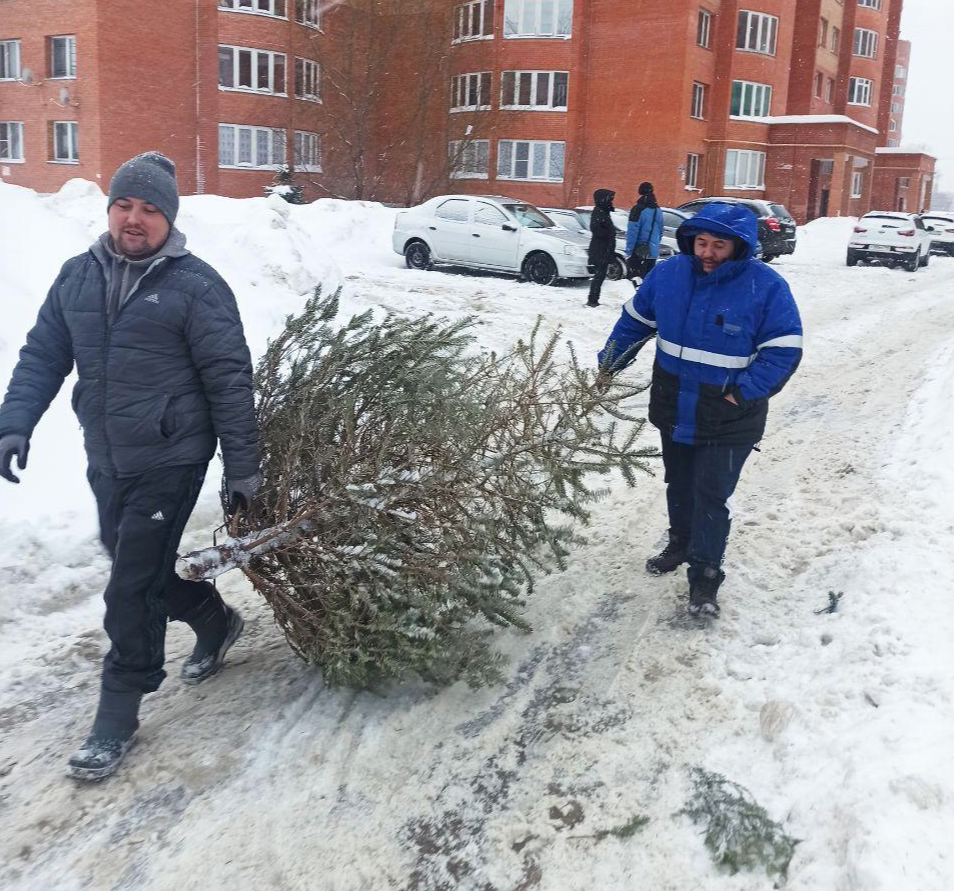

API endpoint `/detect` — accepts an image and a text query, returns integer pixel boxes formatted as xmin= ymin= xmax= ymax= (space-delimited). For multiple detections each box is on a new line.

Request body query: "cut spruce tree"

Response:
xmin=177 ymin=286 xmax=656 ymax=688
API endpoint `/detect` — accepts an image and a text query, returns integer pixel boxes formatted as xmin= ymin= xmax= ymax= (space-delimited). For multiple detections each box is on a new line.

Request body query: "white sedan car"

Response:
xmin=392 ymin=195 xmax=591 ymax=285
xmin=847 ymin=211 xmax=933 ymax=271
xmin=920 ymin=212 xmax=954 ymax=256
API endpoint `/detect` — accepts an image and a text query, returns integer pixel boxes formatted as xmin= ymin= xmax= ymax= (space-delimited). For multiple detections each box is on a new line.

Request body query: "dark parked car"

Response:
xmin=677 ymin=197 xmax=797 ymax=262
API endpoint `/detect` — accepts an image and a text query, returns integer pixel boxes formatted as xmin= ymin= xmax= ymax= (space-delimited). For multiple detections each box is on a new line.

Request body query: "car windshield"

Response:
xmin=769 ymin=204 xmax=794 ymax=220
xmin=610 ymin=210 xmax=629 ymax=233
xmin=549 ymin=214 xmax=584 ymax=232
xmin=502 ymin=204 xmax=555 ymax=228
xmin=923 ymin=215 xmax=953 ymax=224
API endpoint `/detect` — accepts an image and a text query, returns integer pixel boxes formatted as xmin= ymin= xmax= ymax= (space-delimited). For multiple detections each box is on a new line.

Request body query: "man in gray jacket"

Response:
xmin=0 ymin=152 xmax=261 ymax=780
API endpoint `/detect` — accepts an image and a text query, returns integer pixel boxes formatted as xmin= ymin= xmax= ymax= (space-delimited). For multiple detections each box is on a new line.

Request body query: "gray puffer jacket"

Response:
xmin=0 ymin=233 xmax=259 ymax=479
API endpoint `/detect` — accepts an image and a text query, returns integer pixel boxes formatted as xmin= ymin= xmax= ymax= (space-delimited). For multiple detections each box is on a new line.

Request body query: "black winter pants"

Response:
xmin=87 ymin=463 xmax=219 ymax=695
xmin=587 ymin=261 xmax=608 ymax=303
xmin=659 ymin=432 xmax=753 ymax=572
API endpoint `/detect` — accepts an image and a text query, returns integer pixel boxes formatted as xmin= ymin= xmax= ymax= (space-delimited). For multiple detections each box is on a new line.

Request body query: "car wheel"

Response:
xmin=761 ymin=253 xmax=776 ymax=263
xmin=522 ymin=252 xmax=559 ymax=286
xmin=846 ymin=250 xmax=859 ymax=267
xmin=606 ymin=257 xmax=626 ymax=281
xmin=903 ymin=249 xmax=920 ymax=272
xmin=920 ymin=249 xmax=930 ymax=267
xmin=404 ymin=240 xmax=432 ymax=271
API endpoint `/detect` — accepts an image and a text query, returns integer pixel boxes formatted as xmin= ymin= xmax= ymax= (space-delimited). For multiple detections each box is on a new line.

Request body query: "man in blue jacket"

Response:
xmin=598 ymin=202 xmax=802 ymax=616
xmin=0 ymin=152 xmax=261 ymax=779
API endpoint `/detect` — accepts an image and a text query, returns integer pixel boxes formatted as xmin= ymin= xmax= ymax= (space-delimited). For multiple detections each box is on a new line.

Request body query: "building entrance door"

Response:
xmin=820 ymin=189 xmax=830 ymax=218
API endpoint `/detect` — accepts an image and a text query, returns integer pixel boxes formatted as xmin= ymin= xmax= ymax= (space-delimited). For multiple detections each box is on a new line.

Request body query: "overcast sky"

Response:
xmin=898 ymin=0 xmax=954 ymax=193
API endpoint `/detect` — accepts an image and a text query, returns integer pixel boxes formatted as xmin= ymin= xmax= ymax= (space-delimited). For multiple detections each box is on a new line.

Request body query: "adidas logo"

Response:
xmin=144 ymin=294 xmax=160 ymax=304
xmin=151 ymin=510 xmax=165 ymax=521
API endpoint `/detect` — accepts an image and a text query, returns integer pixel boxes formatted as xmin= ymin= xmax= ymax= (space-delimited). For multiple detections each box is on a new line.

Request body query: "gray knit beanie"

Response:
xmin=108 ymin=151 xmax=179 ymax=225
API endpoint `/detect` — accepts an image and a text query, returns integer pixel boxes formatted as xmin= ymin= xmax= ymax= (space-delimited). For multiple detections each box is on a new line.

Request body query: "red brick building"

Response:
xmin=885 ymin=38 xmax=909 ymax=146
xmin=0 ymin=0 xmax=936 ymax=222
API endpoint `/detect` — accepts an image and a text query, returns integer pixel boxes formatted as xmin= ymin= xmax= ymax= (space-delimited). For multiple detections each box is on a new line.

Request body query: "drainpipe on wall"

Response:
xmin=195 ymin=0 xmax=205 ymax=194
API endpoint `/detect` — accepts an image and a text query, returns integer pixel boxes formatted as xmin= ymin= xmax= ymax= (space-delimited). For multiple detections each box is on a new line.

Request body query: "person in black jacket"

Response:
xmin=586 ymin=188 xmax=618 ymax=307
xmin=0 ymin=152 xmax=261 ymax=781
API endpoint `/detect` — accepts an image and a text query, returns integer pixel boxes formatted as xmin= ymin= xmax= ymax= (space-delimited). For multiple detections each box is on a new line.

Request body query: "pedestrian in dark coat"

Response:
xmin=0 ymin=152 xmax=261 ymax=781
xmin=625 ymin=182 xmax=664 ymax=283
xmin=597 ymin=202 xmax=803 ymax=617
xmin=586 ymin=188 xmax=618 ymax=306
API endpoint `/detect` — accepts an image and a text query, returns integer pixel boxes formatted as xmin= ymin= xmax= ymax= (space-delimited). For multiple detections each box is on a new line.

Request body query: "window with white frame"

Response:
xmin=892 ymin=83 xmax=904 ymax=95
xmin=697 ymin=9 xmax=712 ymax=48
xmin=825 ymin=77 xmax=835 ymax=102
xmin=295 ymin=0 xmax=320 ymax=27
xmin=851 ymin=171 xmax=863 ymax=197
xmin=453 ymin=0 xmax=494 ymax=41
xmin=857 ymin=0 xmax=880 ymax=8
xmin=503 ymin=0 xmax=574 ymax=39
xmin=450 ymin=72 xmax=492 ymax=111
xmin=218 ymin=46 xmax=287 ymax=95
xmin=897 ymin=176 xmax=909 ymax=189
xmin=293 ymin=131 xmax=321 ymax=171
xmin=852 ymin=28 xmax=878 ymax=58
xmin=0 ymin=40 xmax=20 ymax=80
xmin=0 ymin=121 xmax=24 ymax=160
xmin=295 ymin=57 xmax=320 ymax=101
xmin=724 ymin=149 xmax=765 ymax=189
xmin=52 ymin=121 xmax=78 ymax=162
xmin=218 ymin=123 xmax=286 ymax=168
xmin=814 ymin=72 xmax=823 ymax=99
xmin=847 ymin=76 xmax=873 ymax=106
xmin=691 ymin=81 xmax=706 ymax=119
xmin=449 ymin=140 xmax=490 ymax=179
xmin=686 ymin=153 xmax=701 ymax=189
xmin=730 ymin=80 xmax=771 ymax=118
xmin=497 ymin=139 xmax=565 ymax=181
xmin=887 ymin=137 xmax=899 ymax=147
xmin=830 ymin=26 xmax=840 ymax=53
xmin=891 ymin=101 xmax=902 ymax=113
xmin=894 ymin=65 xmax=906 ymax=78
xmin=736 ymin=11 xmax=777 ymax=55
xmin=500 ymin=70 xmax=568 ymax=109
xmin=50 ymin=36 xmax=76 ymax=78
xmin=818 ymin=16 xmax=828 ymax=47
xmin=889 ymin=119 xmax=898 ymax=132
xmin=219 ymin=0 xmax=287 ymax=17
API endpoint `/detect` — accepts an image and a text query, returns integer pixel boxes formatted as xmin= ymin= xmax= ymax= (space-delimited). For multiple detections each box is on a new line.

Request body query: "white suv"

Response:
xmin=392 ymin=195 xmax=591 ymax=285
xmin=847 ymin=211 xmax=933 ymax=271
xmin=920 ymin=212 xmax=954 ymax=256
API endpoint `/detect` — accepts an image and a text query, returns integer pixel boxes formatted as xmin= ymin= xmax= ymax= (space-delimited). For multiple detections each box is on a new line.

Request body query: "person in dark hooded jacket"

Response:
xmin=586 ymin=188 xmax=618 ymax=307
xmin=597 ymin=202 xmax=802 ymax=616
xmin=0 ymin=152 xmax=260 ymax=780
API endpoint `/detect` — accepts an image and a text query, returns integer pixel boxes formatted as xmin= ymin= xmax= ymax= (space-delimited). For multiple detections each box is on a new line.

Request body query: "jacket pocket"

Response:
xmin=158 ymin=394 xmax=176 ymax=439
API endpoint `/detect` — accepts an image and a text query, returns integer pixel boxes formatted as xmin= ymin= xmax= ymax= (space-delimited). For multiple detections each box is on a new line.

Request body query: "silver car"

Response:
xmin=392 ymin=195 xmax=592 ymax=285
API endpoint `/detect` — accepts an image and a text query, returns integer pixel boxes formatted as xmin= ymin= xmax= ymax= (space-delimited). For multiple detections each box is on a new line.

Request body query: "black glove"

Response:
xmin=0 ymin=434 xmax=30 ymax=484
xmin=226 ymin=471 xmax=262 ymax=513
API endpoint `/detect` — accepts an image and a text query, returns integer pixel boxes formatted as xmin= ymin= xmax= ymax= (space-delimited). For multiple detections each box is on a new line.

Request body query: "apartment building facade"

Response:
xmin=885 ymin=38 xmax=908 ymax=146
xmin=0 ymin=0 xmax=934 ymax=223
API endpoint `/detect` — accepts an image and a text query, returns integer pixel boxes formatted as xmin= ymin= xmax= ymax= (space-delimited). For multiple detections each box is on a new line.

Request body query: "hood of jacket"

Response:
xmin=593 ymin=188 xmax=616 ymax=209
xmin=676 ymin=202 xmax=758 ymax=261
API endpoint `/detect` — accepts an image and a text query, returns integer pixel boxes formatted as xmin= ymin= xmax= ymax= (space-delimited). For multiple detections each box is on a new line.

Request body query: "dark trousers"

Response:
xmin=629 ymin=257 xmax=656 ymax=281
xmin=659 ymin=432 xmax=752 ymax=571
xmin=87 ymin=463 xmax=219 ymax=695
xmin=587 ymin=261 xmax=608 ymax=303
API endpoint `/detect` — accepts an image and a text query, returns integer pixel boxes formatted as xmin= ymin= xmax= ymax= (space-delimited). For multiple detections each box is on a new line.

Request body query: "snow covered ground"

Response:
xmin=0 ymin=180 xmax=952 ymax=891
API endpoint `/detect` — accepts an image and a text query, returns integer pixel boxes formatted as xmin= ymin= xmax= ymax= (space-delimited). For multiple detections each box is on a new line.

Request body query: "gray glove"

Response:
xmin=226 ymin=471 xmax=262 ymax=513
xmin=0 ymin=434 xmax=30 ymax=484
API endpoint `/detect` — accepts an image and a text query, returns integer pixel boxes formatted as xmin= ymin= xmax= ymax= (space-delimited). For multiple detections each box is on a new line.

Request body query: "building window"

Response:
xmin=218 ymin=123 xmax=286 ymax=168
xmin=830 ymin=26 xmax=840 ymax=53
xmin=691 ymin=81 xmax=706 ymax=119
xmin=293 ymin=130 xmax=321 ymax=172
xmin=891 ymin=101 xmax=902 ymax=113
xmin=892 ymin=83 xmax=904 ymax=95
xmin=857 ymin=0 xmax=880 ymax=8
xmin=50 ymin=36 xmax=77 ymax=78
xmin=219 ymin=0 xmax=287 ymax=17
xmin=730 ymin=80 xmax=771 ymax=118
xmin=819 ymin=17 xmax=828 ymax=47
xmin=724 ymin=149 xmax=765 ymax=189
xmin=0 ymin=40 xmax=20 ymax=80
xmin=897 ymin=176 xmax=909 ymax=189
xmin=889 ymin=119 xmax=898 ymax=132
xmin=497 ymin=139 xmax=565 ymax=181
xmin=294 ymin=57 xmax=320 ymax=101
xmin=52 ymin=121 xmax=78 ymax=162
xmin=295 ymin=0 xmax=320 ymax=27
xmin=697 ymin=9 xmax=712 ymax=48
xmin=218 ymin=46 xmax=287 ymax=95
xmin=894 ymin=65 xmax=907 ymax=78
xmin=853 ymin=28 xmax=878 ymax=58
xmin=851 ymin=171 xmax=863 ymax=197
xmin=454 ymin=0 xmax=494 ymax=41
xmin=814 ymin=72 xmax=823 ymax=99
xmin=500 ymin=70 xmax=568 ymax=110
xmin=0 ymin=121 xmax=24 ymax=161
xmin=736 ymin=10 xmax=778 ymax=56
xmin=887 ymin=138 xmax=899 ymax=147
xmin=449 ymin=139 xmax=490 ymax=179
xmin=503 ymin=0 xmax=574 ymax=39
xmin=450 ymin=72 xmax=492 ymax=111
xmin=825 ymin=77 xmax=835 ymax=102
xmin=847 ymin=76 xmax=873 ymax=106
xmin=686 ymin=153 xmax=701 ymax=189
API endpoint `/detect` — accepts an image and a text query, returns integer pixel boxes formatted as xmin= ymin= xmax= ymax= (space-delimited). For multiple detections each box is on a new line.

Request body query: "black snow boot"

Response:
xmin=688 ymin=565 xmax=725 ymax=617
xmin=68 ymin=733 xmax=138 ymax=781
xmin=180 ymin=596 xmax=244 ymax=685
xmin=645 ymin=533 xmax=688 ymax=575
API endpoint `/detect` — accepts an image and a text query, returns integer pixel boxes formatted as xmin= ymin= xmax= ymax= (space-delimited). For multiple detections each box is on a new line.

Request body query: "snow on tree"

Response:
xmin=178 ymin=287 xmax=656 ymax=688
